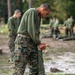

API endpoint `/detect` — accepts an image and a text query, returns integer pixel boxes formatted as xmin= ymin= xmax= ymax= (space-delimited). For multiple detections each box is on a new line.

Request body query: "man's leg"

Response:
xmin=12 ymin=44 xmax=27 ymax=75
xmin=27 ymin=46 xmax=38 ymax=75
xmin=50 ymin=27 xmax=53 ymax=36
xmin=8 ymin=36 xmax=16 ymax=62
xmin=28 ymin=48 xmax=45 ymax=75
xmin=53 ymin=29 xmax=57 ymax=39
xmin=65 ymin=27 xmax=68 ymax=36
xmin=38 ymin=50 xmax=45 ymax=75
xmin=70 ymin=27 xmax=73 ymax=36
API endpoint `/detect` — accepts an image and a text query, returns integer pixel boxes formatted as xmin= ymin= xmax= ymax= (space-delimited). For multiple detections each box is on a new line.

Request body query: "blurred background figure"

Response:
xmin=49 ymin=17 xmax=56 ymax=37
xmin=64 ymin=16 xmax=74 ymax=37
xmin=53 ymin=18 xmax=60 ymax=39
xmin=8 ymin=9 xmax=21 ymax=63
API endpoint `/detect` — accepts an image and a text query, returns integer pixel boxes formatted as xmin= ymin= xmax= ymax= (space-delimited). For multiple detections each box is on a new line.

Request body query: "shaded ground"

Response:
xmin=0 ymin=34 xmax=75 ymax=75
xmin=42 ymin=38 xmax=75 ymax=50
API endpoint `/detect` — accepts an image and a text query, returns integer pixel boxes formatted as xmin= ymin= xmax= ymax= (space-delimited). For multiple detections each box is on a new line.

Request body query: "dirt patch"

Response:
xmin=0 ymin=35 xmax=9 ymax=53
xmin=41 ymin=38 xmax=75 ymax=50
xmin=0 ymin=34 xmax=75 ymax=54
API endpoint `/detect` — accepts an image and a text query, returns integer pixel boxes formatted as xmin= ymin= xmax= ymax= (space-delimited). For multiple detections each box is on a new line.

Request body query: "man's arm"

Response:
xmin=27 ymin=11 xmax=41 ymax=45
xmin=8 ymin=18 xmax=15 ymax=35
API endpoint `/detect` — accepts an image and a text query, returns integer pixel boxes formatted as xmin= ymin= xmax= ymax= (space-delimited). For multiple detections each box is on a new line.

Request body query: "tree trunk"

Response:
xmin=17 ymin=0 xmax=22 ymax=9
xmin=29 ymin=0 xmax=33 ymax=8
xmin=7 ymin=0 xmax=11 ymax=18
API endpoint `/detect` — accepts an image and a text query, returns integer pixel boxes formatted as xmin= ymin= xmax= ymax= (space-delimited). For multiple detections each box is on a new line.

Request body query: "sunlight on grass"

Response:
xmin=0 ymin=25 xmax=8 ymax=34
xmin=0 ymin=54 xmax=13 ymax=75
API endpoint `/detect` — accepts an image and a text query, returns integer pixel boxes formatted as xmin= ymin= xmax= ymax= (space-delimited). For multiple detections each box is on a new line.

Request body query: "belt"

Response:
xmin=18 ymin=34 xmax=26 ymax=37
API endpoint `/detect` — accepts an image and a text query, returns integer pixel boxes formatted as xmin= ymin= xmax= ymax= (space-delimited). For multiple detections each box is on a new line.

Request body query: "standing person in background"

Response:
xmin=64 ymin=16 xmax=74 ymax=37
xmin=13 ymin=4 xmax=51 ymax=75
xmin=49 ymin=18 xmax=53 ymax=37
xmin=49 ymin=17 xmax=56 ymax=37
xmin=8 ymin=9 xmax=21 ymax=63
xmin=69 ymin=16 xmax=74 ymax=36
xmin=53 ymin=18 xmax=60 ymax=39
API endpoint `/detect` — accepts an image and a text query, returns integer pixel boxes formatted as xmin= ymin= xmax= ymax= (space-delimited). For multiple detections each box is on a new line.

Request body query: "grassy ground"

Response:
xmin=0 ymin=25 xmax=8 ymax=35
xmin=0 ymin=54 xmax=13 ymax=75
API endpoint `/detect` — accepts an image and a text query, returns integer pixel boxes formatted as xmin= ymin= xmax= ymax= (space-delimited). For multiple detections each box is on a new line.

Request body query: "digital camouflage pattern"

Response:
xmin=13 ymin=35 xmax=45 ymax=75
xmin=8 ymin=35 xmax=16 ymax=61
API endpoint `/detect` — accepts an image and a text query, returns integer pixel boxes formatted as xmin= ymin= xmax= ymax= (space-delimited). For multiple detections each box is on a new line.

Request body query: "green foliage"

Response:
xmin=0 ymin=54 xmax=13 ymax=75
xmin=22 ymin=0 xmax=29 ymax=12
xmin=0 ymin=0 xmax=75 ymax=24
xmin=29 ymin=0 xmax=75 ymax=23
xmin=52 ymin=0 xmax=75 ymax=21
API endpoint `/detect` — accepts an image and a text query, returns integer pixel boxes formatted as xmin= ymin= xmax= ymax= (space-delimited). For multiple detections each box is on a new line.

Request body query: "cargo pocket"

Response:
xmin=15 ymin=36 xmax=28 ymax=47
xmin=13 ymin=49 xmax=22 ymax=62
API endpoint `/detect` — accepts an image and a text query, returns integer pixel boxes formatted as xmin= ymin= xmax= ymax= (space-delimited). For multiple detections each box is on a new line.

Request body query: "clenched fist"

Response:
xmin=38 ymin=43 xmax=50 ymax=50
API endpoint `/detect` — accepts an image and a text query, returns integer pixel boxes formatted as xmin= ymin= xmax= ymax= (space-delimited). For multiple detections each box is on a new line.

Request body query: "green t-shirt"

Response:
xmin=18 ymin=8 xmax=41 ymax=45
xmin=64 ymin=18 xmax=74 ymax=26
xmin=8 ymin=16 xmax=20 ymax=36
xmin=52 ymin=19 xmax=56 ymax=28
xmin=53 ymin=20 xmax=59 ymax=29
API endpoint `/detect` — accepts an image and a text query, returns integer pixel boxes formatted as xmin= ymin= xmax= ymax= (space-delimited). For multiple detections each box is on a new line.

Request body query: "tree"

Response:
xmin=29 ymin=0 xmax=33 ymax=8
xmin=53 ymin=0 xmax=75 ymax=22
xmin=7 ymin=0 xmax=11 ymax=18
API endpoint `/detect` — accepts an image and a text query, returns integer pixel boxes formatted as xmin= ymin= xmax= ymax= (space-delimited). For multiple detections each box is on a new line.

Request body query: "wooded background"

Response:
xmin=0 ymin=0 xmax=75 ymax=23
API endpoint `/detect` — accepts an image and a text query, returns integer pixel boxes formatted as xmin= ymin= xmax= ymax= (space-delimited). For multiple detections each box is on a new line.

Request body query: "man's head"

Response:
xmin=14 ymin=9 xmax=21 ymax=18
xmin=37 ymin=4 xmax=51 ymax=18
xmin=70 ymin=16 xmax=73 ymax=19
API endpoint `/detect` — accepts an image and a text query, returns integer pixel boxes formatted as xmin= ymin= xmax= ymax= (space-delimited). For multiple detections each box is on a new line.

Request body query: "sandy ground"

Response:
xmin=42 ymin=38 xmax=75 ymax=50
xmin=0 ymin=34 xmax=75 ymax=54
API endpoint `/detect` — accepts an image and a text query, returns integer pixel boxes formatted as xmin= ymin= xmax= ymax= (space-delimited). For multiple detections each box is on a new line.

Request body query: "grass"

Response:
xmin=0 ymin=54 xmax=13 ymax=75
xmin=0 ymin=24 xmax=48 ymax=35
xmin=0 ymin=25 xmax=8 ymax=35
xmin=0 ymin=24 xmax=66 ymax=35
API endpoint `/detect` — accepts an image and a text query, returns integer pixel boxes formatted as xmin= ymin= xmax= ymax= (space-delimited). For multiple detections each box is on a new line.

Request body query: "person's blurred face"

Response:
xmin=40 ymin=8 xmax=50 ymax=18
xmin=16 ymin=12 xmax=21 ymax=18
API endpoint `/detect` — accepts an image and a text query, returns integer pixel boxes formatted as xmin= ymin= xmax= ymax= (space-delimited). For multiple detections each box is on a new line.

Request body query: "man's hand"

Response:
xmin=38 ymin=43 xmax=50 ymax=50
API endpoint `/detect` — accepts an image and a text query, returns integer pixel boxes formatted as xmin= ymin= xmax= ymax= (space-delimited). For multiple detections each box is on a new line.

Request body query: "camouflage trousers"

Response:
xmin=65 ymin=27 xmax=74 ymax=36
xmin=8 ymin=35 xmax=16 ymax=61
xmin=12 ymin=35 xmax=45 ymax=75
xmin=50 ymin=27 xmax=54 ymax=36
xmin=38 ymin=50 xmax=45 ymax=75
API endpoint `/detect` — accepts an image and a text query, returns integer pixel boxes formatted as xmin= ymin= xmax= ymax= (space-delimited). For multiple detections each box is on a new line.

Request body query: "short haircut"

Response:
xmin=40 ymin=3 xmax=51 ymax=11
xmin=14 ymin=9 xmax=21 ymax=14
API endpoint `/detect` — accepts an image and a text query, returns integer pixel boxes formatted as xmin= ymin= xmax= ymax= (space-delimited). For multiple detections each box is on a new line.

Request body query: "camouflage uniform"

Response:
xmin=64 ymin=18 xmax=74 ymax=37
xmin=13 ymin=35 xmax=38 ymax=75
xmin=53 ymin=19 xmax=60 ymax=38
xmin=13 ymin=8 xmax=45 ymax=75
xmin=8 ymin=17 xmax=20 ymax=61
xmin=50 ymin=18 xmax=56 ymax=37
xmin=38 ymin=50 xmax=45 ymax=75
